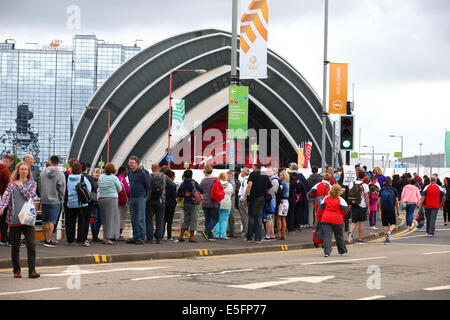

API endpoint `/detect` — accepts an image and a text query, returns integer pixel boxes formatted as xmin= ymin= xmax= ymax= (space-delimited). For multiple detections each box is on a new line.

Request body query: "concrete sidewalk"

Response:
xmin=0 ymin=215 xmax=407 ymax=269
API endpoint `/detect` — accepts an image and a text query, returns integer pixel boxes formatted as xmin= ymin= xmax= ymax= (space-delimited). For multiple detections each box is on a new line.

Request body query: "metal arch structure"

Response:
xmin=69 ymin=29 xmax=337 ymax=171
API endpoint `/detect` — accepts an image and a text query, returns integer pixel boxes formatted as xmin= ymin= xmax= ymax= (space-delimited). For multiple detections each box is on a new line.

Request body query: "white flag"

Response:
xmin=239 ymin=0 xmax=269 ymax=79
xmin=171 ymin=98 xmax=185 ymax=137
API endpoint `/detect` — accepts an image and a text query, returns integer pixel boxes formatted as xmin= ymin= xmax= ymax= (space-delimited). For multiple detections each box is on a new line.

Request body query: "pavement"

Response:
xmin=0 ymin=213 xmax=408 ymax=270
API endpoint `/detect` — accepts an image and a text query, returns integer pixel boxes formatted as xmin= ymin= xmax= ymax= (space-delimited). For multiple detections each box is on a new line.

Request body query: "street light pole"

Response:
xmin=363 ymin=145 xmax=374 ymax=169
xmin=320 ymin=0 xmax=329 ymax=174
xmin=418 ymin=142 xmax=423 ymax=176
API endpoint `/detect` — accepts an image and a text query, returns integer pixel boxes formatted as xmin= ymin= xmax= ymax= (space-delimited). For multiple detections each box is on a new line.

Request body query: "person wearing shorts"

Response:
xmin=38 ymin=156 xmax=66 ymax=247
xmin=348 ymin=171 xmax=370 ymax=244
xmin=378 ymin=177 xmax=400 ymax=244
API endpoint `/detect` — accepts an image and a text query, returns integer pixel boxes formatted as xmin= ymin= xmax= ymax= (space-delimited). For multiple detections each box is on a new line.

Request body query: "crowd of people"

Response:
xmin=0 ymin=151 xmax=449 ymax=277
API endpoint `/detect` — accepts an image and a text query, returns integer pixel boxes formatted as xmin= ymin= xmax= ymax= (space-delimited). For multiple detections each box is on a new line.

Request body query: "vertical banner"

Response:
xmin=329 ymin=63 xmax=348 ymax=114
xmin=298 ymin=147 xmax=304 ymax=169
xmin=228 ymin=86 xmax=249 ymax=139
xmin=446 ymin=131 xmax=450 ymax=168
xmin=304 ymin=141 xmax=312 ymax=169
xmin=171 ymin=98 xmax=185 ymax=137
xmin=240 ymin=0 xmax=269 ymax=79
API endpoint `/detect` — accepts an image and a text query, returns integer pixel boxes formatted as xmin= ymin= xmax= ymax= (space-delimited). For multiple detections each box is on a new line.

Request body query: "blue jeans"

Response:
xmin=216 ymin=209 xmax=231 ymax=238
xmin=129 ymin=197 xmax=146 ymax=243
xmin=405 ymin=204 xmax=416 ymax=227
xmin=247 ymin=196 xmax=265 ymax=241
xmin=203 ymin=207 xmax=220 ymax=239
xmin=146 ymin=199 xmax=165 ymax=241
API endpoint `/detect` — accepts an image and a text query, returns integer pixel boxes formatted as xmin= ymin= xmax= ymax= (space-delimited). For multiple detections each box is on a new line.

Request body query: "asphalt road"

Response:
xmin=1 ymin=214 xmax=449 ymax=303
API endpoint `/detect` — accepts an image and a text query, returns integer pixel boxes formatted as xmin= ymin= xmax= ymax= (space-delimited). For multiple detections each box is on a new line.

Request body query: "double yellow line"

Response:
xmin=369 ymin=216 xmax=417 ymax=243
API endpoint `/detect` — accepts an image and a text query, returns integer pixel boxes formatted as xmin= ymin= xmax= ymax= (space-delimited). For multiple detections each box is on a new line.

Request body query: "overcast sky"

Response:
xmin=1 ymin=0 xmax=449 ymax=160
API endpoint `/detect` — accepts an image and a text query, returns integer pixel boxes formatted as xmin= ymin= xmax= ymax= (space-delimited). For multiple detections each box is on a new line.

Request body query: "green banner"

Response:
xmin=394 ymin=152 xmax=402 ymax=158
xmin=228 ymin=86 xmax=248 ymax=139
xmin=351 ymin=152 xmax=358 ymax=159
xmin=446 ymin=131 xmax=450 ymax=168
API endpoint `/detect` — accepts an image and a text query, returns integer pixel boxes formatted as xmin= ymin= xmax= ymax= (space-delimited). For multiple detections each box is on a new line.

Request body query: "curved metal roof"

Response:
xmin=69 ymin=29 xmax=335 ymax=169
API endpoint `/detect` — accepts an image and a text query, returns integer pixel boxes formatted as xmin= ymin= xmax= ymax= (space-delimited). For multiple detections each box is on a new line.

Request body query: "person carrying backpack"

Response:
xmin=378 ymin=177 xmax=400 ymax=244
xmin=307 ymin=174 xmax=332 ymax=212
xmin=347 ymin=171 xmax=370 ymax=244
xmin=200 ymin=166 xmax=224 ymax=241
xmin=146 ymin=163 xmax=176 ymax=244
xmin=66 ymin=161 xmax=92 ymax=247
xmin=177 ymin=169 xmax=204 ymax=243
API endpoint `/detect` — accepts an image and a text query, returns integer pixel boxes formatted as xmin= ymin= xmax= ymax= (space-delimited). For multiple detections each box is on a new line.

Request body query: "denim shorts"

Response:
xmin=41 ymin=203 xmax=61 ymax=224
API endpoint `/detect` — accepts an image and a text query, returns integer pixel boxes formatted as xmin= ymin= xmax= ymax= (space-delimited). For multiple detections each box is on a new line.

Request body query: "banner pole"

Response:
xmin=229 ymin=0 xmax=238 ymax=172
xmin=321 ymin=0 xmax=329 ymax=173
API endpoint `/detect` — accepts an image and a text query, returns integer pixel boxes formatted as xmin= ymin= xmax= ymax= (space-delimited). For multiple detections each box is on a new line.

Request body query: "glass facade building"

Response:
xmin=0 ymin=35 xmax=140 ymax=168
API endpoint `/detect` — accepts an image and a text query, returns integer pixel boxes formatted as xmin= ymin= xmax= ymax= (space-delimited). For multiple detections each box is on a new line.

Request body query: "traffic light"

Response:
xmin=340 ymin=115 xmax=354 ymax=150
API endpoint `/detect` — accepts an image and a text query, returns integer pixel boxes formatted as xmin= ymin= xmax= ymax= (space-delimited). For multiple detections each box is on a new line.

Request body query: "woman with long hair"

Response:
xmin=0 ymin=162 xmax=39 ymax=278
xmin=316 ymin=184 xmax=349 ymax=257
xmin=401 ymin=178 xmax=421 ymax=230
xmin=276 ymin=171 xmax=290 ymax=240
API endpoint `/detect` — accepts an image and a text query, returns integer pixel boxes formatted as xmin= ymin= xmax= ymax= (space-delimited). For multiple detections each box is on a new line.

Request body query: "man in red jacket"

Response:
xmin=0 ymin=154 xmax=14 ymax=245
xmin=419 ymin=175 xmax=446 ymax=237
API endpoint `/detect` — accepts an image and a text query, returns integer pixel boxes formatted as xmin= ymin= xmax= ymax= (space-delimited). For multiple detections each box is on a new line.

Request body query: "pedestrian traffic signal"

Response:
xmin=340 ymin=115 xmax=354 ymax=150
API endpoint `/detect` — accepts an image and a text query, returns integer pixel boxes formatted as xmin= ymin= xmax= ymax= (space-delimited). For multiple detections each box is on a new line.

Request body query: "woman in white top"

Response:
xmin=214 ymin=172 xmax=234 ymax=239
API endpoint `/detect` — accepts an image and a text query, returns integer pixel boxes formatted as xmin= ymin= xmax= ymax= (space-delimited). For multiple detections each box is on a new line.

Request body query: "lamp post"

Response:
xmin=389 ymin=134 xmax=403 ymax=170
xmin=418 ymin=142 xmax=423 ymax=176
xmin=363 ymin=145 xmax=375 ymax=169
xmin=85 ymin=106 xmax=110 ymax=163
xmin=167 ymin=69 xmax=207 ymax=164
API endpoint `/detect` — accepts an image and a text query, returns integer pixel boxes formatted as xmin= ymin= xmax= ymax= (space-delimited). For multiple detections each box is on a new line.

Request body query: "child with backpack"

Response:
xmin=378 ymin=176 xmax=400 ymax=244
xmin=368 ymin=185 xmax=379 ymax=230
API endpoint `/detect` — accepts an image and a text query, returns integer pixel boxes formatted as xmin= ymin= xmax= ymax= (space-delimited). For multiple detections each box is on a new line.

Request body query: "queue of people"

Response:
xmin=0 ymin=151 xmax=449 ymax=277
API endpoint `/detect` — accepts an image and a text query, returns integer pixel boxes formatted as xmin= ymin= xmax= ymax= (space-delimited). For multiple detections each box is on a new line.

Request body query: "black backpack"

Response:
xmin=75 ymin=175 xmax=91 ymax=205
xmin=149 ymin=173 xmax=165 ymax=200
xmin=271 ymin=177 xmax=283 ymax=205
xmin=348 ymin=182 xmax=363 ymax=206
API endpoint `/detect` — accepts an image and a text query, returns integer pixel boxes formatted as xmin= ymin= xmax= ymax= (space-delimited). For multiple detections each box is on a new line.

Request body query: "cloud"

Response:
xmin=1 ymin=0 xmax=449 ymax=157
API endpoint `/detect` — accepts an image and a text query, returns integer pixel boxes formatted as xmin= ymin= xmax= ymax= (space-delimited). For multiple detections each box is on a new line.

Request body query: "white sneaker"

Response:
xmin=371 ymin=226 xmax=378 ymax=230
xmin=347 ymin=232 xmax=353 ymax=244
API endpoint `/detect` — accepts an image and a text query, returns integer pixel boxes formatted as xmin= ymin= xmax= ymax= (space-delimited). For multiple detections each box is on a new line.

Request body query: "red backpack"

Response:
xmin=118 ymin=182 xmax=128 ymax=205
xmin=211 ymin=178 xmax=225 ymax=202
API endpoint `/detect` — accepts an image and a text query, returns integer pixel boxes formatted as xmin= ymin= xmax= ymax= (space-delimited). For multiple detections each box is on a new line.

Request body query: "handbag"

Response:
xmin=313 ymin=222 xmax=324 ymax=246
xmin=18 ymin=198 xmax=37 ymax=226
xmin=192 ymin=181 xmax=202 ymax=205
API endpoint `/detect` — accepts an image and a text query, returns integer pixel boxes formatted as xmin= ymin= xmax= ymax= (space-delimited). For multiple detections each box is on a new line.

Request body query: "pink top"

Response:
xmin=117 ymin=174 xmax=131 ymax=199
xmin=369 ymin=192 xmax=379 ymax=211
xmin=400 ymin=184 xmax=421 ymax=205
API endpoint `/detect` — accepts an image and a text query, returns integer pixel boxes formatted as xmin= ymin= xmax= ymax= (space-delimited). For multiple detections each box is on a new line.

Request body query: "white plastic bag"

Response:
xmin=18 ymin=198 xmax=36 ymax=226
